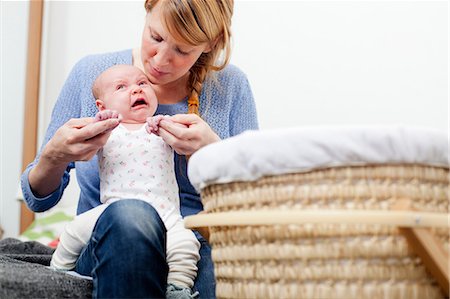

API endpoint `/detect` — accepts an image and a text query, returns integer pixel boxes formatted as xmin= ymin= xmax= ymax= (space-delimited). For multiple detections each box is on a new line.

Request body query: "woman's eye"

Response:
xmin=151 ymin=35 xmax=163 ymax=42
xmin=176 ymin=47 xmax=189 ymax=55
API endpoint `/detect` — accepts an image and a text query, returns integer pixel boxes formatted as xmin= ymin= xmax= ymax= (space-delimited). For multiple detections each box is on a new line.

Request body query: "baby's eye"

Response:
xmin=116 ymin=84 xmax=125 ymax=90
xmin=139 ymin=81 xmax=148 ymax=86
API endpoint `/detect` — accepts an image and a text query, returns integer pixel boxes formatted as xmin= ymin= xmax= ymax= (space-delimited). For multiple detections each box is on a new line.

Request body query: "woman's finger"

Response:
xmin=65 ymin=132 xmax=111 ymax=161
xmin=157 ymin=127 xmax=178 ymax=145
xmin=159 ymin=119 xmax=190 ymax=140
xmin=84 ymin=130 xmax=113 ymax=148
xmin=158 ymin=127 xmax=193 ymax=155
xmin=67 ymin=117 xmax=95 ymax=129
xmin=168 ymin=113 xmax=200 ymax=125
xmin=74 ymin=118 xmax=120 ymax=141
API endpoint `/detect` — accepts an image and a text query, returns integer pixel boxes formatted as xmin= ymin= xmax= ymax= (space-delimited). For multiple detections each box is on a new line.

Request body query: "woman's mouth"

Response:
xmin=149 ymin=66 xmax=168 ymax=78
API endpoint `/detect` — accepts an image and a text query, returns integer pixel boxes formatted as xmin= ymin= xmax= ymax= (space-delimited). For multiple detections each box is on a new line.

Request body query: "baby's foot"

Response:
xmin=94 ymin=109 xmax=122 ymax=122
xmin=145 ymin=115 xmax=167 ymax=135
xmin=166 ymin=284 xmax=199 ymax=299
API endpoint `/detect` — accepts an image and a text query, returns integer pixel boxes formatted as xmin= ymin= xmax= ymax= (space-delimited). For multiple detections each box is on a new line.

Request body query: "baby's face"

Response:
xmin=96 ymin=65 xmax=158 ymax=124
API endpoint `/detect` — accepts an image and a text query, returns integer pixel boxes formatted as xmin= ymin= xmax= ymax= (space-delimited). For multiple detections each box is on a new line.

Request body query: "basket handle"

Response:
xmin=185 ymin=209 xmax=449 ymax=228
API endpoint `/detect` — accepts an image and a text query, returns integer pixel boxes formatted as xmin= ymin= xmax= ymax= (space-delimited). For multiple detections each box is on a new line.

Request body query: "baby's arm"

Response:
xmin=50 ymin=205 xmax=108 ymax=270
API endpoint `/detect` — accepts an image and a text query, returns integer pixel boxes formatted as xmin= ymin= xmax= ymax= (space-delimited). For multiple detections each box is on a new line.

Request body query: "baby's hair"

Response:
xmin=92 ymin=65 xmax=118 ymax=100
xmin=145 ymin=0 xmax=233 ymax=115
xmin=92 ymin=77 xmax=102 ymax=100
xmin=91 ymin=64 xmax=148 ymax=100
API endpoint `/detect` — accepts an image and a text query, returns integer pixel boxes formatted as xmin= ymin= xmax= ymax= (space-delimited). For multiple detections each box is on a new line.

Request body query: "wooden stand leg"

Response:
xmin=399 ymin=226 xmax=449 ymax=297
xmin=393 ymin=199 xmax=449 ymax=297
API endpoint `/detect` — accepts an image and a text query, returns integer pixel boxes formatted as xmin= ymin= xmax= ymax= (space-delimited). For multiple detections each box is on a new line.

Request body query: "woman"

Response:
xmin=21 ymin=0 xmax=258 ymax=298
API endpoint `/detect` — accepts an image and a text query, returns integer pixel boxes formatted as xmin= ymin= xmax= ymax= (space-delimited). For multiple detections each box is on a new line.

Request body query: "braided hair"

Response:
xmin=145 ymin=0 xmax=233 ymax=115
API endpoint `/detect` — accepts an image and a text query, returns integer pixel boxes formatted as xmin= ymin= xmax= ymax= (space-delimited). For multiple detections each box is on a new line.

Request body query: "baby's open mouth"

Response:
xmin=132 ymin=98 xmax=147 ymax=107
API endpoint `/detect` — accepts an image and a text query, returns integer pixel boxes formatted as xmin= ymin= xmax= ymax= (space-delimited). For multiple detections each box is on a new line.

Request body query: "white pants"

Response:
xmin=51 ymin=202 xmax=200 ymax=288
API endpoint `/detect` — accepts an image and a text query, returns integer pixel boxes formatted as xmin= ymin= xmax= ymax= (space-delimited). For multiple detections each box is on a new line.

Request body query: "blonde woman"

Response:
xmin=21 ymin=0 xmax=258 ymax=298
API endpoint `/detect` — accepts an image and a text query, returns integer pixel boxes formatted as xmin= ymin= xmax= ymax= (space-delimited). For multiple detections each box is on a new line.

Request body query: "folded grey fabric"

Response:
xmin=0 ymin=238 xmax=92 ymax=298
xmin=0 ymin=238 xmax=54 ymax=265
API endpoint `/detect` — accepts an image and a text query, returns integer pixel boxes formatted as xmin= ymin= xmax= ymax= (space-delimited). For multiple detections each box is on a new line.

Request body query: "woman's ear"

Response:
xmin=96 ymin=99 xmax=106 ymax=111
xmin=203 ymin=35 xmax=221 ymax=53
xmin=203 ymin=44 xmax=213 ymax=54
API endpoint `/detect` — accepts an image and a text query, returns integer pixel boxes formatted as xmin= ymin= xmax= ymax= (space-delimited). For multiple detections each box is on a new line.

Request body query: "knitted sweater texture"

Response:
xmin=21 ymin=49 xmax=258 ymax=217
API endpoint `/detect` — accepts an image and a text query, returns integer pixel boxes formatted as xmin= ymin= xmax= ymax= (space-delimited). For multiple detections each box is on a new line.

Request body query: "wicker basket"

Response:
xmin=187 ymin=164 xmax=449 ymax=299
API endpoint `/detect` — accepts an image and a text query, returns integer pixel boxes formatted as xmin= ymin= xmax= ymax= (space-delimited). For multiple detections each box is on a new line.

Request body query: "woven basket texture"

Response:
xmin=200 ymin=165 xmax=449 ymax=299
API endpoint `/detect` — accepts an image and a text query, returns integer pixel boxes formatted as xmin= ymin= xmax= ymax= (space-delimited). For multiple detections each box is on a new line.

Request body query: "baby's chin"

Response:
xmin=131 ymin=108 xmax=156 ymax=121
xmin=122 ymin=115 xmax=152 ymax=124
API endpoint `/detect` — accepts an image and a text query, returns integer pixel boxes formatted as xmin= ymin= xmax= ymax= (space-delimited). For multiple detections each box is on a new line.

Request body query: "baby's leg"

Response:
xmin=166 ymin=216 xmax=201 ymax=289
xmin=50 ymin=204 xmax=109 ymax=270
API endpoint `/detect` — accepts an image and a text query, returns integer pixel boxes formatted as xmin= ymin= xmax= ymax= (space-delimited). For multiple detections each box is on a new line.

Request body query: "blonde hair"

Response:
xmin=145 ymin=0 xmax=233 ymax=115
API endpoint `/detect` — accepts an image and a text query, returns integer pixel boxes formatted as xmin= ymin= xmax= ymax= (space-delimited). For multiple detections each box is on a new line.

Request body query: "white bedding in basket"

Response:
xmin=188 ymin=125 xmax=448 ymax=191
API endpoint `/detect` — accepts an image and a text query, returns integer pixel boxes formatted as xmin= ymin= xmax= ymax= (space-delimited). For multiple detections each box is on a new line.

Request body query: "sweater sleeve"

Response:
xmin=229 ymin=67 xmax=259 ymax=136
xmin=20 ymin=58 xmax=86 ymax=212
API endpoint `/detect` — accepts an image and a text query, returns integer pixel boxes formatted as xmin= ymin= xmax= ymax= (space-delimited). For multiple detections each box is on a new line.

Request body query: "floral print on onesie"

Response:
xmin=98 ymin=124 xmax=179 ymax=226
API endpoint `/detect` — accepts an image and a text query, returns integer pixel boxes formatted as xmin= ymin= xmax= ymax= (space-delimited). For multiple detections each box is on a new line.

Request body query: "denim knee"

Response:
xmin=82 ymin=199 xmax=169 ymax=298
xmin=95 ymin=199 xmax=166 ymax=245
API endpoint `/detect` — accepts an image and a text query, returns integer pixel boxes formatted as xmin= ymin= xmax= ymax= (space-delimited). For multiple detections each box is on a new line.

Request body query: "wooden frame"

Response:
xmin=20 ymin=0 xmax=44 ymax=233
xmin=184 ymin=210 xmax=449 ymax=228
xmin=186 ymin=208 xmax=450 ymax=296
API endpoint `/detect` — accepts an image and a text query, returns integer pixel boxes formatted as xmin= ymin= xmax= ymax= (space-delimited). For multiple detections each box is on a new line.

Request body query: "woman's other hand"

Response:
xmin=157 ymin=114 xmax=220 ymax=156
xmin=28 ymin=117 xmax=119 ymax=197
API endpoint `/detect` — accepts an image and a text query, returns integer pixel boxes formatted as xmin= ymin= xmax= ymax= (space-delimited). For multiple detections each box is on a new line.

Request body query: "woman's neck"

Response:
xmin=152 ymin=75 xmax=189 ymax=105
xmin=132 ymin=48 xmax=189 ymax=105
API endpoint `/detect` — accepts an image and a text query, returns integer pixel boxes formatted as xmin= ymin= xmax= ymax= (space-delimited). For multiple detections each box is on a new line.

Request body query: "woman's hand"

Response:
xmin=157 ymin=114 xmax=220 ymax=156
xmin=29 ymin=117 xmax=119 ymax=197
xmin=44 ymin=117 xmax=120 ymax=164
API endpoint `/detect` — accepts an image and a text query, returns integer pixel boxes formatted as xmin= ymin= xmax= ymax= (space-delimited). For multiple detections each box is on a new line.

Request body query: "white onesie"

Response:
xmin=99 ymin=124 xmax=179 ymax=227
xmin=51 ymin=124 xmax=200 ymax=288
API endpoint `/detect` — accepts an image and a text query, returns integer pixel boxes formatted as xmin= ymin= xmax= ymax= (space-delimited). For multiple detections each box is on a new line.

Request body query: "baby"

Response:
xmin=50 ymin=65 xmax=200 ymax=298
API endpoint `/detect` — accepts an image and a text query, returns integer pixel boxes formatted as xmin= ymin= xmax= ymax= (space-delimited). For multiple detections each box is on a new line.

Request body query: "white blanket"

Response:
xmin=188 ymin=125 xmax=448 ymax=191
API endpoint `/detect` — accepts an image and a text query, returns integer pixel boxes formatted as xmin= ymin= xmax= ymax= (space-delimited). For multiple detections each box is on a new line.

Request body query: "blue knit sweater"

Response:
xmin=21 ymin=49 xmax=258 ymax=217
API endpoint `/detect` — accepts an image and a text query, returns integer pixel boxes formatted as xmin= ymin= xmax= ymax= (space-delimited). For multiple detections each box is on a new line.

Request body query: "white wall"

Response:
xmin=1 ymin=1 xmax=29 ymax=238
xmin=38 ymin=1 xmax=449 ymax=135
xmin=233 ymin=1 xmax=448 ymax=130
xmin=38 ymin=1 xmax=146 ymax=142
xmin=2 ymin=1 xmax=448 ymax=236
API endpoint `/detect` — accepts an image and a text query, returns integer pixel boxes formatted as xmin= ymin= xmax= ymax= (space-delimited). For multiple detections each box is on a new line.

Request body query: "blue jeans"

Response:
xmin=192 ymin=232 xmax=216 ymax=299
xmin=75 ymin=199 xmax=216 ymax=298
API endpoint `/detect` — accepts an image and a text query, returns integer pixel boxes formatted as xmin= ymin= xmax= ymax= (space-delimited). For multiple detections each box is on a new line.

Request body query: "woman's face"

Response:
xmin=140 ymin=2 xmax=210 ymax=87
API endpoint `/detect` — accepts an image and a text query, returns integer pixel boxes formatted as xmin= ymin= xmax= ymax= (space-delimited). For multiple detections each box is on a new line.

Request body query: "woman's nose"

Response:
xmin=153 ymin=45 xmax=170 ymax=66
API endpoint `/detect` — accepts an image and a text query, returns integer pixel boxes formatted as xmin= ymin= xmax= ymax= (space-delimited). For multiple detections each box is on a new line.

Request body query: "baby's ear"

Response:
xmin=95 ymin=99 xmax=106 ymax=111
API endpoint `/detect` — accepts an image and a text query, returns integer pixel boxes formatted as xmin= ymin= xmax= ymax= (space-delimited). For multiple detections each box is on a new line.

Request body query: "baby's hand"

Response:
xmin=94 ymin=110 xmax=123 ymax=122
xmin=146 ymin=115 xmax=166 ymax=136
xmin=93 ymin=110 xmax=122 ymax=133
